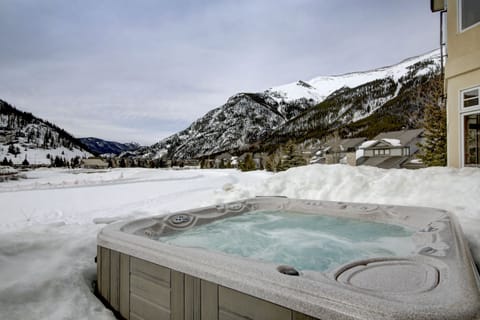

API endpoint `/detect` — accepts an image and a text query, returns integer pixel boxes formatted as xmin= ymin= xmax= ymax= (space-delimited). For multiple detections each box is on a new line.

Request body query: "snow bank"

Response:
xmin=0 ymin=168 xmax=258 ymax=320
xmin=0 ymin=224 xmax=112 ymax=320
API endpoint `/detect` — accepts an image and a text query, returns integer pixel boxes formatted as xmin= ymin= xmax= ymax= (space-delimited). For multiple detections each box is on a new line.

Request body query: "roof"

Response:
xmin=324 ymin=137 xmax=367 ymax=153
xmin=373 ymin=129 xmax=424 ymax=146
xmin=341 ymin=137 xmax=368 ymax=150
xmin=360 ymin=156 xmax=409 ymax=169
xmin=82 ymin=158 xmax=108 ymax=166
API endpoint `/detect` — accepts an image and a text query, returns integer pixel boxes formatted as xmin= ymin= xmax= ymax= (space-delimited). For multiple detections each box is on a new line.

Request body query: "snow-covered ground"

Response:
xmin=1 ymin=165 xmax=479 ymax=319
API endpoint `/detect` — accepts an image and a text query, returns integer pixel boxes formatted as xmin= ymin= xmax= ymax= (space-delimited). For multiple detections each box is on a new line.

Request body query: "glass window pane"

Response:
xmin=463 ymin=89 xmax=478 ymax=100
xmin=464 ymin=97 xmax=479 ymax=108
xmin=463 ymin=89 xmax=479 ymax=108
xmin=464 ymin=113 xmax=480 ymax=166
xmin=461 ymin=0 xmax=480 ymax=30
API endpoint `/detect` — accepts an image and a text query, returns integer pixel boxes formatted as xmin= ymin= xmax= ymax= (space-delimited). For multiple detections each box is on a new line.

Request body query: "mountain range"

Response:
xmin=79 ymin=137 xmax=140 ymax=156
xmin=0 ymin=49 xmax=441 ymax=166
xmin=133 ymin=50 xmax=441 ymax=161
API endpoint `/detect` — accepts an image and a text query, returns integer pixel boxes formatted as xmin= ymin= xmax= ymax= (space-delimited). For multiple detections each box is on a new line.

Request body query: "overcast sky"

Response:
xmin=0 ymin=0 xmax=439 ymax=144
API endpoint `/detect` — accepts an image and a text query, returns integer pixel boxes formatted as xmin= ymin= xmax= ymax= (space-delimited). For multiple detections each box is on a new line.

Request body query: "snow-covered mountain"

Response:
xmin=266 ymin=50 xmax=440 ymax=103
xmin=79 ymin=137 xmax=140 ymax=156
xmin=135 ymin=50 xmax=441 ymax=161
xmin=0 ymin=100 xmax=92 ymax=166
xmin=138 ymin=92 xmax=314 ymax=160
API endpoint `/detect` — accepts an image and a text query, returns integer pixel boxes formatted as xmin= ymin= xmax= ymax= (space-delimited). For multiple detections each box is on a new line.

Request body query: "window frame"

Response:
xmin=458 ymin=0 xmax=480 ymax=32
xmin=460 ymin=86 xmax=480 ymax=113
xmin=459 ymin=85 xmax=480 ymax=167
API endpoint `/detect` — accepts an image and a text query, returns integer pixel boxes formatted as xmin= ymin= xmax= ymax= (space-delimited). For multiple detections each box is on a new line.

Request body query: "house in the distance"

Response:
xmin=311 ymin=137 xmax=366 ymax=165
xmin=357 ymin=129 xmax=424 ymax=169
xmin=81 ymin=158 xmax=109 ymax=170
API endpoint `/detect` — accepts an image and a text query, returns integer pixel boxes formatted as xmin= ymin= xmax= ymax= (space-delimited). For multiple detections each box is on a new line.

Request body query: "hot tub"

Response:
xmin=97 ymin=197 xmax=480 ymax=320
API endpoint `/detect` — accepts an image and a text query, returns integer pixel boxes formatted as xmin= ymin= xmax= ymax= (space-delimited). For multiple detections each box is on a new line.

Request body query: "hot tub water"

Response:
xmin=158 ymin=210 xmax=415 ymax=272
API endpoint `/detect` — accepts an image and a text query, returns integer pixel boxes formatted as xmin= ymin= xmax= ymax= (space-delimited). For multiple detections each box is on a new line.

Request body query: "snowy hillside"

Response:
xmin=0 ymin=100 xmax=92 ymax=166
xmin=0 ymin=166 xmax=479 ymax=319
xmin=137 ymin=50 xmax=441 ymax=161
xmin=138 ymin=92 xmax=314 ymax=160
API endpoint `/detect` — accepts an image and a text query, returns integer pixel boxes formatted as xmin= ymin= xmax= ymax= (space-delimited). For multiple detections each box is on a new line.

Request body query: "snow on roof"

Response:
xmin=359 ymin=140 xmax=378 ymax=149
xmin=382 ymin=138 xmax=401 ymax=147
xmin=373 ymin=129 xmax=423 ymax=146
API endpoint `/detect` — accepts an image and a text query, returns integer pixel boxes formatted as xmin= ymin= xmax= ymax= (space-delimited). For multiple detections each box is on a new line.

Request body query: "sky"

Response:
xmin=0 ymin=0 xmax=440 ymax=145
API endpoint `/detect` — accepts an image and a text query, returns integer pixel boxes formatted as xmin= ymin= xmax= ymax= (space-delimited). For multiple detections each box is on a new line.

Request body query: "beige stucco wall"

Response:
xmin=445 ymin=0 xmax=480 ymax=167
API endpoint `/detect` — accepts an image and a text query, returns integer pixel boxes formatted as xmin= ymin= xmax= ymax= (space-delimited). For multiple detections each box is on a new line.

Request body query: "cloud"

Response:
xmin=0 ymin=0 xmax=439 ymax=144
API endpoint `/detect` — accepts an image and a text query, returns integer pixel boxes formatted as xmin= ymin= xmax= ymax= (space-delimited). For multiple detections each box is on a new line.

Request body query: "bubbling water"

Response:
xmin=159 ymin=210 xmax=415 ymax=272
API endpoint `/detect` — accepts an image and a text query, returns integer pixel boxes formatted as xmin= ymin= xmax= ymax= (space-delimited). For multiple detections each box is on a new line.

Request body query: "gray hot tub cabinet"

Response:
xmin=97 ymin=197 xmax=480 ymax=320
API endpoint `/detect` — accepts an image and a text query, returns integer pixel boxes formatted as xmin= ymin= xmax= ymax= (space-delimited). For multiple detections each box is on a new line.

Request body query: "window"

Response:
xmin=373 ymin=149 xmax=390 ymax=156
xmin=460 ymin=0 xmax=480 ymax=31
xmin=464 ymin=113 xmax=480 ymax=166
xmin=460 ymin=86 xmax=480 ymax=167
xmin=462 ymin=88 xmax=479 ymax=109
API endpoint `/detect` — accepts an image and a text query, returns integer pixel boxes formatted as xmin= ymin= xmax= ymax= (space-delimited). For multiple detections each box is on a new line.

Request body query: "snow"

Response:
xmin=267 ymin=49 xmax=440 ymax=103
xmin=382 ymin=138 xmax=402 ymax=147
xmin=410 ymin=158 xmax=423 ymax=164
xmin=359 ymin=139 xmax=401 ymax=149
xmin=1 ymin=165 xmax=479 ymax=319
xmin=0 ymin=145 xmax=90 ymax=165
xmin=355 ymin=149 xmax=364 ymax=159
xmin=0 ymin=166 xmax=17 ymax=175
xmin=359 ymin=140 xmax=378 ymax=149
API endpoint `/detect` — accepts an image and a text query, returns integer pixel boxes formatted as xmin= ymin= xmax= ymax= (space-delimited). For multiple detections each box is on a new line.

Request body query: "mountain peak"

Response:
xmin=267 ymin=49 xmax=441 ymax=104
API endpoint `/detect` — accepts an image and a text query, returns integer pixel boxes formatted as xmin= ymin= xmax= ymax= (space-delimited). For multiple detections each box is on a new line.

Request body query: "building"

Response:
xmin=358 ymin=129 xmax=424 ymax=169
xmin=311 ymin=137 xmax=366 ymax=165
xmin=81 ymin=158 xmax=109 ymax=169
xmin=214 ymin=152 xmax=233 ymax=168
xmin=432 ymin=0 xmax=480 ymax=167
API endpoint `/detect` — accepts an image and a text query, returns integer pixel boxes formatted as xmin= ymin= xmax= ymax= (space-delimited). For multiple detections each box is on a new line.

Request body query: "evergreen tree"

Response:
xmin=278 ymin=140 xmax=307 ymax=170
xmin=265 ymin=151 xmax=281 ymax=172
xmin=1 ymin=157 xmax=9 ymax=166
xmin=7 ymin=144 xmax=16 ymax=154
xmin=240 ymin=153 xmax=256 ymax=171
xmin=418 ymin=77 xmax=447 ymax=166
xmin=219 ymin=159 xmax=226 ymax=169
